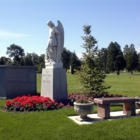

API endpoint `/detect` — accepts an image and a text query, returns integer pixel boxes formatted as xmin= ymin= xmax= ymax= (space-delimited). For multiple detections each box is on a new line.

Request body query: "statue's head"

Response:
xmin=47 ymin=21 xmax=54 ymax=27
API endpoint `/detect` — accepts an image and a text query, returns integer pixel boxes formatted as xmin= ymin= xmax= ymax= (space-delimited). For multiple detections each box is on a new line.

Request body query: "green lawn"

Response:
xmin=105 ymin=72 xmax=140 ymax=97
xmin=67 ymin=72 xmax=140 ymax=96
xmin=38 ymin=72 xmax=140 ymax=96
xmin=37 ymin=73 xmax=41 ymax=93
xmin=0 ymin=105 xmax=140 ymax=140
xmin=0 ymin=72 xmax=140 ymax=140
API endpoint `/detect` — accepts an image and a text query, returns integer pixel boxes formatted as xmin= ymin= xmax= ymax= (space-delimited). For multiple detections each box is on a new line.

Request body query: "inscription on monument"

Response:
xmin=42 ymin=70 xmax=52 ymax=84
xmin=41 ymin=68 xmax=68 ymax=101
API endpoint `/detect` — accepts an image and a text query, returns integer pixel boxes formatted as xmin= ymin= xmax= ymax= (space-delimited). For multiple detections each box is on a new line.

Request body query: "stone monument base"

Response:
xmin=41 ymin=68 xmax=67 ymax=101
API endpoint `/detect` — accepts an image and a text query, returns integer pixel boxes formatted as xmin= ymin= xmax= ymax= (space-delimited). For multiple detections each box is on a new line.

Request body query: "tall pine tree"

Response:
xmin=78 ymin=25 xmax=110 ymax=93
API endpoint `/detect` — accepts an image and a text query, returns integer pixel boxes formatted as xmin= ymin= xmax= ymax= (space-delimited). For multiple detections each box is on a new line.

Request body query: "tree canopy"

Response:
xmin=2 ymin=40 xmax=140 ymax=75
xmin=96 ymin=48 xmax=108 ymax=73
xmin=106 ymin=42 xmax=125 ymax=75
xmin=6 ymin=44 xmax=25 ymax=65
xmin=123 ymin=44 xmax=138 ymax=73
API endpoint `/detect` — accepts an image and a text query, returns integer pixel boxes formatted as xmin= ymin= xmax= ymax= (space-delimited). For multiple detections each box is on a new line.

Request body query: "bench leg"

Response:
xmin=97 ymin=104 xmax=110 ymax=119
xmin=123 ymin=102 xmax=136 ymax=116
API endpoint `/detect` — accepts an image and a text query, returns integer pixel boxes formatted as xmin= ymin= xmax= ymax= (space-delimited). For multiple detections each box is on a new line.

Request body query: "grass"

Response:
xmin=38 ymin=72 xmax=140 ymax=96
xmin=37 ymin=73 xmax=41 ymax=93
xmin=105 ymin=72 xmax=140 ymax=97
xmin=67 ymin=72 xmax=140 ymax=96
xmin=0 ymin=106 xmax=140 ymax=140
xmin=0 ymin=72 xmax=140 ymax=140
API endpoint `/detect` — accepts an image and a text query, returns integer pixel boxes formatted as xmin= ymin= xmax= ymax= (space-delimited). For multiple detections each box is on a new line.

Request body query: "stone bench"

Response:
xmin=94 ymin=97 xmax=139 ymax=119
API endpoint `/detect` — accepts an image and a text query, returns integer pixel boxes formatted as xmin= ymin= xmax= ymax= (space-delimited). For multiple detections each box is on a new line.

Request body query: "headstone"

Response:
xmin=41 ymin=20 xmax=68 ymax=101
xmin=0 ymin=66 xmax=36 ymax=99
xmin=70 ymin=65 xmax=72 ymax=74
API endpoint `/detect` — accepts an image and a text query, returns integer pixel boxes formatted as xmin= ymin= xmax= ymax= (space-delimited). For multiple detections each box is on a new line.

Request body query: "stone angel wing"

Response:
xmin=56 ymin=20 xmax=64 ymax=53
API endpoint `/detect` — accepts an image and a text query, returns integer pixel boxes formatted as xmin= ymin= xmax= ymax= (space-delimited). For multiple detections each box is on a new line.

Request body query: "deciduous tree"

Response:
xmin=6 ymin=44 xmax=25 ymax=65
xmin=0 ymin=56 xmax=11 ymax=65
xmin=23 ymin=53 xmax=33 ymax=66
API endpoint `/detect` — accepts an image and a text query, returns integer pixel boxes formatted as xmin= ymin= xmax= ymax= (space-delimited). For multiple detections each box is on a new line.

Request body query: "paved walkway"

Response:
xmin=68 ymin=109 xmax=140 ymax=125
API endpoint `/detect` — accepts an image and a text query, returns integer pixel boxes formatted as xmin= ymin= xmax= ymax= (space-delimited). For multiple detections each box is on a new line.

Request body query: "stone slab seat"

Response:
xmin=94 ymin=97 xmax=139 ymax=119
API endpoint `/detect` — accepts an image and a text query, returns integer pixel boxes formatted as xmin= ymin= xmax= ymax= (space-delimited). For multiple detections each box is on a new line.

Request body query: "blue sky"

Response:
xmin=0 ymin=0 xmax=140 ymax=58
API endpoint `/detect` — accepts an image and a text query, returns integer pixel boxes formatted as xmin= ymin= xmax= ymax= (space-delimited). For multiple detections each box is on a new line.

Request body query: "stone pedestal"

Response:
xmin=97 ymin=104 xmax=110 ymax=119
xmin=41 ymin=67 xmax=67 ymax=101
xmin=0 ymin=66 xmax=36 ymax=99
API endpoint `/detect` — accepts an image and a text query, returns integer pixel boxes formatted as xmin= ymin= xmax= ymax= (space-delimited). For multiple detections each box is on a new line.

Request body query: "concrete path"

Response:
xmin=68 ymin=109 xmax=140 ymax=125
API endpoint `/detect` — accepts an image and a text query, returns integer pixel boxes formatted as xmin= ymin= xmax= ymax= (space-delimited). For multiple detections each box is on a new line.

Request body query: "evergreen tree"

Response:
xmin=70 ymin=51 xmax=81 ymax=74
xmin=96 ymin=48 xmax=108 ymax=73
xmin=137 ymin=52 xmax=140 ymax=71
xmin=123 ymin=44 xmax=138 ymax=74
xmin=78 ymin=25 xmax=110 ymax=93
xmin=61 ymin=47 xmax=71 ymax=69
xmin=23 ymin=53 xmax=33 ymax=66
xmin=106 ymin=42 xmax=125 ymax=75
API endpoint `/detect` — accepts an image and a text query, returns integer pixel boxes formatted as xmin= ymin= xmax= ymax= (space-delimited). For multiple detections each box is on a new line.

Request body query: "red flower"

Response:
xmin=4 ymin=94 xmax=66 ymax=111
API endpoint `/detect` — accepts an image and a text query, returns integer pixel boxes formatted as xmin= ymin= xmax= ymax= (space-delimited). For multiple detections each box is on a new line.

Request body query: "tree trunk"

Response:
xmin=116 ymin=70 xmax=120 ymax=75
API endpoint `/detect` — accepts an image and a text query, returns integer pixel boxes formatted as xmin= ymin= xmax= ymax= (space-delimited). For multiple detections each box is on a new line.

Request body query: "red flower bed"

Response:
xmin=4 ymin=95 xmax=65 ymax=112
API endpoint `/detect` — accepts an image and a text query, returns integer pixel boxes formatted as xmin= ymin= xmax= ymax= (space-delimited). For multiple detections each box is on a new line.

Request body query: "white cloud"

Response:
xmin=76 ymin=53 xmax=83 ymax=59
xmin=135 ymin=45 xmax=140 ymax=53
xmin=137 ymin=48 xmax=140 ymax=53
xmin=0 ymin=29 xmax=29 ymax=39
xmin=0 ymin=53 xmax=8 ymax=57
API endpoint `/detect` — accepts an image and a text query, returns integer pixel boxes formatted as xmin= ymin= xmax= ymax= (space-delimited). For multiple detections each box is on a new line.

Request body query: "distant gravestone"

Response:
xmin=0 ymin=66 xmax=36 ymax=99
xmin=70 ymin=65 xmax=72 ymax=74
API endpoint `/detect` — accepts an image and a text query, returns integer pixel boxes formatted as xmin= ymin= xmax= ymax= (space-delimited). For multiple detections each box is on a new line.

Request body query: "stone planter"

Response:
xmin=74 ymin=101 xmax=94 ymax=120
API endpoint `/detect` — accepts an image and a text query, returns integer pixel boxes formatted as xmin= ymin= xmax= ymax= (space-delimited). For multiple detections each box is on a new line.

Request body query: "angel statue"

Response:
xmin=45 ymin=20 xmax=64 ymax=65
